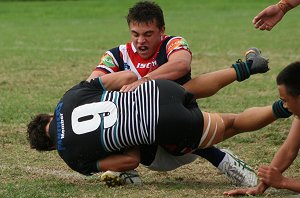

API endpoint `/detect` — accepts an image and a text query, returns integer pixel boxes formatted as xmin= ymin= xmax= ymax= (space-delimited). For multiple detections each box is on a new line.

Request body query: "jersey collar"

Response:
xmin=131 ymin=42 xmax=137 ymax=53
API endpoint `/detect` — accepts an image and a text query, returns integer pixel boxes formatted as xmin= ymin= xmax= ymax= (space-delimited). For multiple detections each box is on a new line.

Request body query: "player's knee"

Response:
xmin=222 ymin=113 xmax=237 ymax=128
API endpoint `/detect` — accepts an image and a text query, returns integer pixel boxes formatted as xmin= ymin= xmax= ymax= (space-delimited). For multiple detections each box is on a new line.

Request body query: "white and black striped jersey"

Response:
xmin=49 ymin=78 xmax=159 ymax=175
xmin=100 ymin=79 xmax=159 ymax=152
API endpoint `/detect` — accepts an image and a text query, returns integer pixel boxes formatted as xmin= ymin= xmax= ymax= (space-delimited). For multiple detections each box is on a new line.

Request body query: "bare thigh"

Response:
xmin=198 ymin=112 xmax=237 ymax=148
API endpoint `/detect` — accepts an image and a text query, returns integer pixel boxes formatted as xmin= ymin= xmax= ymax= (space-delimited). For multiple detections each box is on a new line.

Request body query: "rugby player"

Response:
xmin=224 ymin=62 xmax=300 ymax=195
xmin=87 ymin=1 xmax=257 ymax=186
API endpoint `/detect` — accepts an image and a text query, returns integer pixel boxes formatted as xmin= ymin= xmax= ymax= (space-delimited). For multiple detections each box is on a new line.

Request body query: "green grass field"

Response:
xmin=1 ymin=0 xmax=300 ymax=197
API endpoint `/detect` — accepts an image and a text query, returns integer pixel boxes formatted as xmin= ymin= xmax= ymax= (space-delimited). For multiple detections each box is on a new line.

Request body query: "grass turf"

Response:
xmin=1 ymin=0 xmax=300 ymax=197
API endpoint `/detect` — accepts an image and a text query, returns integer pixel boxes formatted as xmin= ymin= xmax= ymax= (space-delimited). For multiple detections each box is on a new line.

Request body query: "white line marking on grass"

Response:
xmin=0 ymin=47 xmax=104 ymax=53
xmin=0 ymin=164 xmax=88 ymax=180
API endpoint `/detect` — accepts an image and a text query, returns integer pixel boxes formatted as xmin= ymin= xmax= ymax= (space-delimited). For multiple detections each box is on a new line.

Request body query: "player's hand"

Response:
xmin=224 ymin=181 xmax=268 ymax=196
xmin=252 ymin=5 xmax=285 ymax=31
xmin=223 ymin=187 xmax=263 ymax=196
xmin=258 ymin=165 xmax=285 ymax=189
xmin=120 ymin=78 xmax=148 ymax=92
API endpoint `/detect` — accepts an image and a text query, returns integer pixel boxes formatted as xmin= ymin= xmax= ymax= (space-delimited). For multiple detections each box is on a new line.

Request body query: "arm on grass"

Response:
xmin=258 ymin=118 xmax=300 ymax=192
xmin=224 ymin=118 xmax=300 ymax=195
xmin=223 ymin=182 xmax=269 ymax=196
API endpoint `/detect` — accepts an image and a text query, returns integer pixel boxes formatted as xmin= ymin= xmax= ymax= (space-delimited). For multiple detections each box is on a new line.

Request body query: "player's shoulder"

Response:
xmin=165 ymin=35 xmax=190 ymax=54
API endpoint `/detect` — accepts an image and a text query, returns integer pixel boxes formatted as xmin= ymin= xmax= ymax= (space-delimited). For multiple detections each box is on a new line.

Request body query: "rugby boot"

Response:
xmin=101 ymin=170 xmax=142 ymax=187
xmin=232 ymin=47 xmax=269 ymax=81
xmin=245 ymin=47 xmax=269 ymax=74
xmin=218 ymin=149 xmax=258 ymax=187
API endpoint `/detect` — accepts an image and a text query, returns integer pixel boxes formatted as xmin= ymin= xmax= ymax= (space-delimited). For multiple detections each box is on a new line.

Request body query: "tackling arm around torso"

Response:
xmin=120 ymin=50 xmax=191 ymax=92
xmin=146 ymin=50 xmax=191 ymax=80
xmin=97 ymin=147 xmax=140 ymax=172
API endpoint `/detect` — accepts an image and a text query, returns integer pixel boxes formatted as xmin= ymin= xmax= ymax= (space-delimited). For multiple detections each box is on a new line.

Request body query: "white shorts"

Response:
xmin=145 ymin=146 xmax=198 ymax=171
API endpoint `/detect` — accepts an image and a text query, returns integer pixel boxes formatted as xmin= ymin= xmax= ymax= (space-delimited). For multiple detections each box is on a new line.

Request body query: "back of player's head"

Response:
xmin=27 ymin=114 xmax=54 ymax=151
xmin=126 ymin=1 xmax=165 ymax=29
xmin=277 ymin=61 xmax=300 ymax=97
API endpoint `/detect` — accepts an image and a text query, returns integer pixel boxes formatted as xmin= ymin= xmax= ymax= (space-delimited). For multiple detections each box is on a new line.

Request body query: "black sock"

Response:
xmin=192 ymin=146 xmax=225 ymax=167
xmin=272 ymin=99 xmax=292 ymax=118
xmin=232 ymin=60 xmax=252 ymax=82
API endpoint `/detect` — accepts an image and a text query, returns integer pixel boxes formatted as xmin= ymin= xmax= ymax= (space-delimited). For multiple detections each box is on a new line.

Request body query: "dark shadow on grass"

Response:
xmin=142 ymin=179 xmax=229 ymax=191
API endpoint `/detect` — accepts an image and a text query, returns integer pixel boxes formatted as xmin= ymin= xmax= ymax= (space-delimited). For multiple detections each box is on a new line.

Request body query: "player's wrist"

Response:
xmin=257 ymin=181 xmax=269 ymax=193
xmin=277 ymin=0 xmax=294 ymax=14
xmin=280 ymin=176 xmax=291 ymax=189
xmin=142 ymin=74 xmax=153 ymax=82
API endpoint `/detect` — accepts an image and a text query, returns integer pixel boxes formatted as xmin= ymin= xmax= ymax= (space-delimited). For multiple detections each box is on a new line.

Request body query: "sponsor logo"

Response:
xmin=136 ymin=60 xmax=157 ymax=68
xmin=55 ymin=102 xmax=65 ymax=151
xmin=100 ymin=54 xmax=115 ymax=67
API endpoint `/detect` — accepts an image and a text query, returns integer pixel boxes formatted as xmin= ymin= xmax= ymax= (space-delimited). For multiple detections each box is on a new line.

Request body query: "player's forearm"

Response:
xmin=148 ymin=60 xmax=190 ymax=80
xmin=281 ymin=177 xmax=300 ymax=192
xmin=269 ymin=119 xmax=300 ymax=172
xmin=97 ymin=147 xmax=140 ymax=172
xmin=100 ymin=71 xmax=138 ymax=91
xmin=269 ymin=143 xmax=298 ymax=174
xmin=147 ymin=51 xmax=191 ymax=81
xmin=285 ymin=0 xmax=300 ymax=7
xmin=98 ymin=154 xmax=140 ymax=172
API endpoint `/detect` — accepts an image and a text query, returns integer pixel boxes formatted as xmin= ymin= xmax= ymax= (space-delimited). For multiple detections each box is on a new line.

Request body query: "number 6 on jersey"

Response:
xmin=71 ymin=101 xmax=118 ymax=135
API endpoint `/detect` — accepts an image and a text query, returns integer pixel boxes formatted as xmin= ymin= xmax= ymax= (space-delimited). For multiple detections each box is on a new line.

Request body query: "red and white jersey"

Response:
xmin=94 ymin=35 xmax=191 ymax=81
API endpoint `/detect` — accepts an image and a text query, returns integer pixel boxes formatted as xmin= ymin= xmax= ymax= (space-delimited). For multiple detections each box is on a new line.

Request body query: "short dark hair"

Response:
xmin=276 ymin=61 xmax=300 ymax=97
xmin=27 ymin=114 xmax=54 ymax=151
xmin=126 ymin=1 xmax=165 ymax=29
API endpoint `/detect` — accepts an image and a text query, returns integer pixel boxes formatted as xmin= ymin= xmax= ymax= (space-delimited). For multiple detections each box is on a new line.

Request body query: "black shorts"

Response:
xmin=155 ymin=80 xmax=204 ymax=156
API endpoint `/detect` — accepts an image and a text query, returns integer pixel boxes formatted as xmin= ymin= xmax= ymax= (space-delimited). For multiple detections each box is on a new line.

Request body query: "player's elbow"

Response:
xmin=177 ymin=59 xmax=191 ymax=75
xmin=87 ymin=70 xmax=105 ymax=82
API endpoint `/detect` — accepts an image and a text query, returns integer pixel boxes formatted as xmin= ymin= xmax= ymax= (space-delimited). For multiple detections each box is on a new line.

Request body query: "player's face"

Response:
xmin=45 ymin=116 xmax=56 ymax=150
xmin=45 ymin=116 xmax=53 ymax=138
xmin=129 ymin=20 xmax=165 ymax=59
xmin=278 ymin=85 xmax=300 ymax=116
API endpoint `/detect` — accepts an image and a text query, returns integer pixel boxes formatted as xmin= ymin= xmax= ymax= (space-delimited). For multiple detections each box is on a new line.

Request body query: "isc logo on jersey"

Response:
xmin=136 ymin=61 xmax=157 ymax=68
xmin=100 ymin=54 xmax=115 ymax=67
